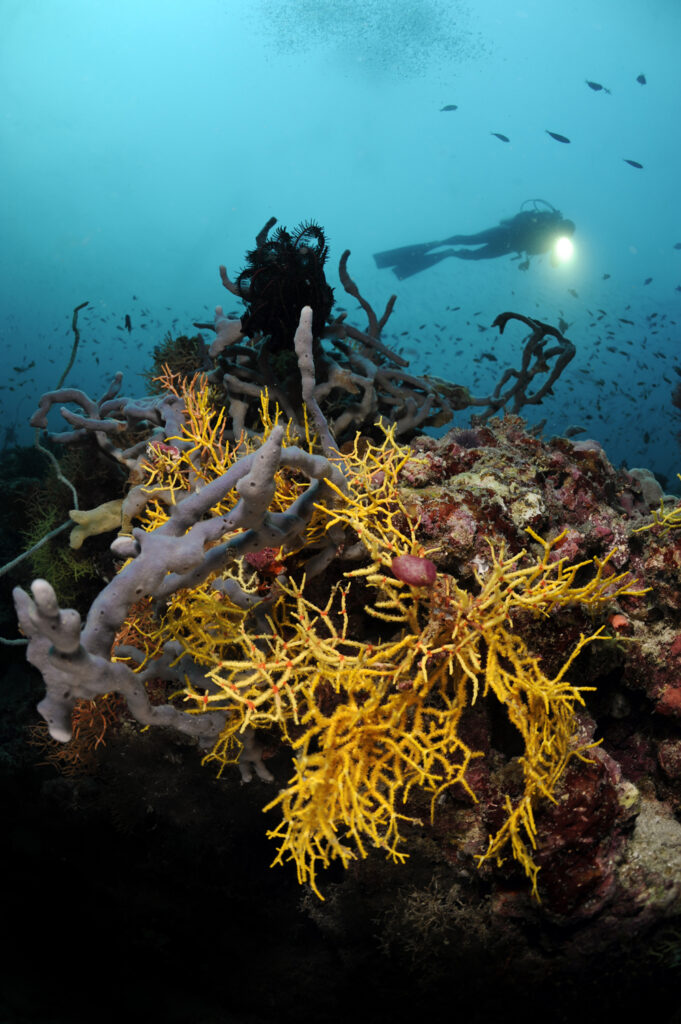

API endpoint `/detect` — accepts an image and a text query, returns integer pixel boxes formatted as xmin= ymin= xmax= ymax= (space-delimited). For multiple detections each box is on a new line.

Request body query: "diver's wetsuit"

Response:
xmin=442 ymin=211 xmax=564 ymax=259
xmin=374 ymin=208 xmax=575 ymax=279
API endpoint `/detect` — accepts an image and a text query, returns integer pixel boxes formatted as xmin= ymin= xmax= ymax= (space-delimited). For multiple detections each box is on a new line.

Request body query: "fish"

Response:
xmin=490 ymin=132 xmax=510 ymax=142
xmin=124 ymin=314 xmax=132 ymax=332
xmin=673 ymin=243 xmax=681 ymax=250
xmin=546 ymin=130 xmax=571 ymax=143
xmin=636 ymin=73 xmax=646 ymax=85
xmin=602 ymin=273 xmax=611 ymax=280
xmin=643 ymin=277 xmax=652 ymax=285
xmin=623 ymin=158 xmax=644 ymax=169
xmin=585 ymin=80 xmax=611 ymax=93
xmin=440 ymin=104 xmax=458 ymax=111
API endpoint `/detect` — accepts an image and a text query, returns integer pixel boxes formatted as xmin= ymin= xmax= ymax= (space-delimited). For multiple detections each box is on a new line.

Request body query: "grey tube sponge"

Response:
xmin=13 ymin=418 xmax=344 ymax=750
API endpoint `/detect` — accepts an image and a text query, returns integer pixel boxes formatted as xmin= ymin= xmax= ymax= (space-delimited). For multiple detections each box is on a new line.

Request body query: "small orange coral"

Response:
xmin=30 ymin=693 xmax=125 ymax=776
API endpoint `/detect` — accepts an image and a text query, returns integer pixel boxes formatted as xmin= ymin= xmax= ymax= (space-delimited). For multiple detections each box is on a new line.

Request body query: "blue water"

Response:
xmin=2 ymin=0 xmax=679 ymax=486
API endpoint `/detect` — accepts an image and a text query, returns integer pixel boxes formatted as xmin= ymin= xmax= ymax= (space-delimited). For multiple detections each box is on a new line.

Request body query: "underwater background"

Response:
xmin=3 ymin=4 xmax=681 ymax=1024
xmin=2 ymin=0 xmax=680 ymax=486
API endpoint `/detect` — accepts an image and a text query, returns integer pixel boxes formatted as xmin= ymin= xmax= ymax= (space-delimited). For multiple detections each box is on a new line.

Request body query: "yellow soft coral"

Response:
xmin=252 ymin=538 xmax=637 ymax=899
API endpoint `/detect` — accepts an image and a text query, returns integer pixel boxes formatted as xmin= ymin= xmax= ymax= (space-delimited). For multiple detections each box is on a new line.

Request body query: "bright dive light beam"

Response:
xmin=554 ymin=235 xmax=574 ymax=262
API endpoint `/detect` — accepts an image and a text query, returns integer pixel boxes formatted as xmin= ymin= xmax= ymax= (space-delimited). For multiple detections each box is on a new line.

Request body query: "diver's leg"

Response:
xmin=448 ymin=245 xmax=501 ymax=260
xmin=391 ymin=249 xmax=457 ymax=279
xmin=441 ymin=228 xmax=501 ymax=246
xmin=373 ymin=240 xmax=442 ymax=268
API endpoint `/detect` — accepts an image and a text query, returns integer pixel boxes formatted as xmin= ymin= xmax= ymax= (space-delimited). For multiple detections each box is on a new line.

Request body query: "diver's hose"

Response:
xmin=521 ymin=198 xmax=558 ymax=213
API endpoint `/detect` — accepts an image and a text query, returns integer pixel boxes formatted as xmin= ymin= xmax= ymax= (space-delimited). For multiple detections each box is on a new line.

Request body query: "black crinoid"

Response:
xmin=235 ymin=218 xmax=335 ymax=350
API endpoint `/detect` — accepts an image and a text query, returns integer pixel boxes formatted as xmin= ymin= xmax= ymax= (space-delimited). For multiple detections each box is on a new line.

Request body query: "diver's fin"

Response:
xmin=391 ymin=249 xmax=456 ymax=280
xmin=373 ymin=240 xmax=442 ymax=269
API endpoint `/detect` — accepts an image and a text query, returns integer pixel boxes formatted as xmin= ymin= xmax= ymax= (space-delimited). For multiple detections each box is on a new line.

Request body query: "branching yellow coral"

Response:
xmin=136 ymin=371 xmax=329 ymax=552
xmin=633 ymin=474 xmax=681 ymax=535
xmin=118 ymin=379 xmax=647 ymax=900
xmin=256 ymin=534 xmax=638 ymax=899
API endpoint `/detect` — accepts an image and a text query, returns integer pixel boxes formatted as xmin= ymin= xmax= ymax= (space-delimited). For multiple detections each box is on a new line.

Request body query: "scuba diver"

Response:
xmin=373 ymin=200 xmax=575 ymax=279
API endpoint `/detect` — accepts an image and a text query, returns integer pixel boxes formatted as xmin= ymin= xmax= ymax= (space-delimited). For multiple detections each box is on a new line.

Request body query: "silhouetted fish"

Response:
xmin=490 ymin=132 xmax=510 ymax=142
xmin=124 ymin=314 xmax=132 ymax=332
xmin=546 ymin=130 xmax=571 ymax=143
xmin=643 ymin=278 xmax=652 ymax=285
xmin=585 ymin=80 xmax=611 ymax=93
xmin=440 ymin=104 xmax=458 ymax=111
xmin=602 ymin=273 xmax=611 ymax=280
xmin=673 ymin=243 xmax=681 ymax=250
xmin=636 ymin=73 xmax=646 ymax=85
xmin=623 ymin=158 xmax=644 ymax=168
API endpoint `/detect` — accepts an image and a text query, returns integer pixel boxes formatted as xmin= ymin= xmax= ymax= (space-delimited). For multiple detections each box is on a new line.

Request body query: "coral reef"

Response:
xmin=201 ymin=219 xmax=577 ymax=442
xmin=6 ymin=222 xmax=681 ymax=1020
